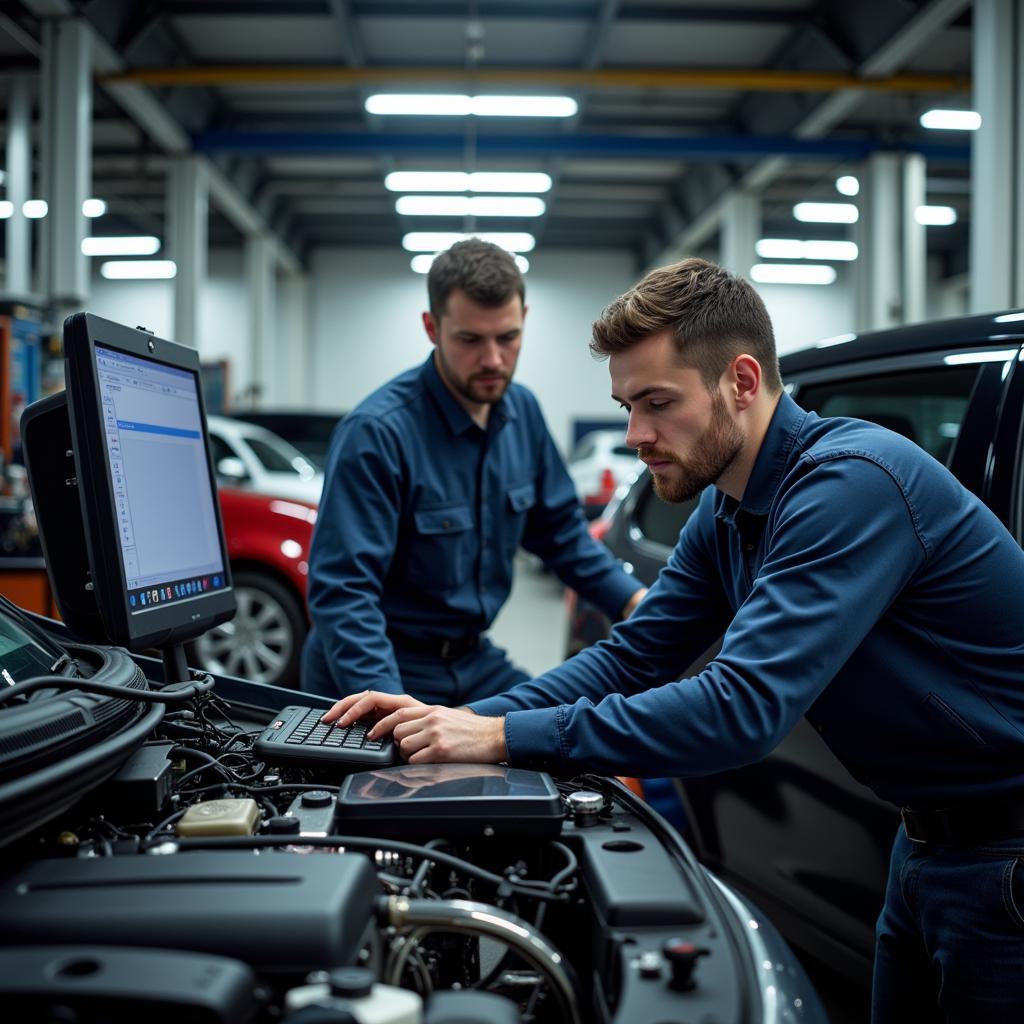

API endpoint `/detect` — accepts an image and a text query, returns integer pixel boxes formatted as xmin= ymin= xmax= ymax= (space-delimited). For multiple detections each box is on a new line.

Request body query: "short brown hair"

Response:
xmin=591 ymin=257 xmax=782 ymax=393
xmin=427 ymin=239 xmax=525 ymax=321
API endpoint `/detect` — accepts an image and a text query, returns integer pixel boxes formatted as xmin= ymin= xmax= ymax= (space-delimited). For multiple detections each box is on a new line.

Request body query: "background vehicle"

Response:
xmin=188 ymin=487 xmax=315 ymax=688
xmin=566 ymin=428 xmax=639 ymax=519
xmin=207 ymin=415 xmax=324 ymax=505
xmin=564 ymin=310 xmax=1024 ymax=986
xmin=227 ymin=410 xmax=344 ymax=471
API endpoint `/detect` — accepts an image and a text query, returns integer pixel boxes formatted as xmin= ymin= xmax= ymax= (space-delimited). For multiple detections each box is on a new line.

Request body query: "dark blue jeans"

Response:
xmin=872 ymin=825 xmax=1024 ymax=1022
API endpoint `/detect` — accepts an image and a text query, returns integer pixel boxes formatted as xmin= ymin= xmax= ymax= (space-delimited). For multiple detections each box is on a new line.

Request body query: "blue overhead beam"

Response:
xmin=192 ymin=130 xmax=971 ymax=162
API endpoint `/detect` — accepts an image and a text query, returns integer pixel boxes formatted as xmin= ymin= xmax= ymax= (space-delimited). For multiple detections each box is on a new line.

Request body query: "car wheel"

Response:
xmin=190 ymin=570 xmax=306 ymax=687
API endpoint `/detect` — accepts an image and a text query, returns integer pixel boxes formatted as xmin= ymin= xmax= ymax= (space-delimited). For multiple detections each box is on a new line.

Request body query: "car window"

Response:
xmin=570 ymin=439 xmax=595 ymax=463
xmin=613 ymin=444 xmax=636 ymax=457
xmin=634 ymin=484 xmax=699 ymax=548
xmin=245 ymin=436 xmax=306 ymax=475
xmin=209 ymin=434 xmax=234 ymax=466
xmin=795 ymin=365 xmax=979 ymax=465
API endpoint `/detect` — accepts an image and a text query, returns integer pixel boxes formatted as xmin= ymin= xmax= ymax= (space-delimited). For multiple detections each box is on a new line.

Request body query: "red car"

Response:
xmin=188 ymin=487 xmax=316 ymax=688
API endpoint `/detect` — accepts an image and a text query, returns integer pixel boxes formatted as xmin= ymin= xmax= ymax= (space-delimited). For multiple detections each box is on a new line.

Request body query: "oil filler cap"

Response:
xmin=329 ymin=966 xmax=374 ymax=999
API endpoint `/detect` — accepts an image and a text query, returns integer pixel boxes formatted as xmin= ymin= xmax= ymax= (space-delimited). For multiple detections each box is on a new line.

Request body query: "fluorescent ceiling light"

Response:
xmin=385 ymin=171 xmax=552 ymax=193
xmin=82 ymin=198 xmax=107 ymax=218
xmin=994 ymin=312 xmax=1024 ymax=323
xmin=750 ymin=263 xmax=837 ymax=286
xmin=402 ymin=231 xmax=535 ymax=253
xmin=23 ymin=199 xmax=48 ymax=219
xmin=0 ymin=201 xmax=13 ymax=219
xmin=82 ymin=235 xmax=161 ymax=256
xmin=915 ymin=205 xmax=957 ymax=226
xmin=944 ymin=349 xmax=1017 ymax=365
xmin=756 ymin=238 xmax=858 ymax=261
xmin=100 ymin=260 xmax=177 ymax=280
xmin=793 ymin=202 xmax=858 ymax=224
xmin=395 ymin=195 xmax=546 ymax=217
xmin=920 ymin=108 xmax=981 ymax=130
xmin=411 ymin=252 xmax=529 ymax=274
xmin=835 ymin=175 xmax=860 ymax=196
xmin=366 ymin=94 xmax=577 ymax=117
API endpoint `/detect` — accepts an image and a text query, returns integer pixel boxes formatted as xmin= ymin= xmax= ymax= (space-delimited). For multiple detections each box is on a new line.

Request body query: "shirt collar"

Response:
xmin=718 ymin=391 xmax=807 ymax=522
xmin=420 ymin=353 xmax=515 ymax=437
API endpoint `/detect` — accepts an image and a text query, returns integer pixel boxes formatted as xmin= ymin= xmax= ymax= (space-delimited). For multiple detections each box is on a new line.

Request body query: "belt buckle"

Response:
xmin=900 ymin=807 xmax=927 ymax=844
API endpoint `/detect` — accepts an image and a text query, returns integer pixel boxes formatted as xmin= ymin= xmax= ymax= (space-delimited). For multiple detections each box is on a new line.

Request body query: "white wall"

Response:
xmin=86 ymin=245 xmax=857 ymax=451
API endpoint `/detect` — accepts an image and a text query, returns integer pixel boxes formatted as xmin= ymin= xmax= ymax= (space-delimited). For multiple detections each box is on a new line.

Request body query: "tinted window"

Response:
xmin=634 ymin=483 xmax=698 ymax=548
xmin=796 ymin=365 xmax=979 ymax=465
xmin=613 ymin=445 xmax=636 ymax=457
xmin=245 ymin=437 xmax=303 ymax=474
xmin=209 ymin=434 xmax=234 ymax=467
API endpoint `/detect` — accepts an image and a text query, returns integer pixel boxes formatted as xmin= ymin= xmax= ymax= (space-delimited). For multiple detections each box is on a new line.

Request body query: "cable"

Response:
xmin=0 ymin=672 xmax=214 ymax=707
xmin=161 ymin=834 xmax=571 ymax=901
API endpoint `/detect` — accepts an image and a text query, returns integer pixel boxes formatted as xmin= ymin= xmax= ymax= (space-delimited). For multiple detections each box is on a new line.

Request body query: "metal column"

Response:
xmin=5 ymin=76 xmax=32 ymax=297
xmin=855 ymin=153 xmax=901 ymax=330
xmin=970 ymin=0 xmax=1024 ymax=311
xmin=245 ymin=234 xmax=276 ymax=406
xmin=167 ymin=156 xmax=208 ymax=347
xmin=39 ymin=17 xmax=91 ymax=305
xmin=720 ymin=193 xmax=760 ymax=280
xmin=280 ymin=272 xmax=311 ymax=405
xmin=901 ymin=153 xmax=927 ymax=324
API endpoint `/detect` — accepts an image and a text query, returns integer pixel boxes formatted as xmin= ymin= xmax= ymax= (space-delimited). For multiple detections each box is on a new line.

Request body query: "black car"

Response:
xmin=565 ymin=309 xmax=1024 ymax=985
xmin=228 ymin=409 xmax=344 ymax=470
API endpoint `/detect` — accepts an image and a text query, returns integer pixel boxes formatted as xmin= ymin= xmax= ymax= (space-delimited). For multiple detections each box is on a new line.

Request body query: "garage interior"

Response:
xmin=1 ymin=3 xmax=1023 ymax=1021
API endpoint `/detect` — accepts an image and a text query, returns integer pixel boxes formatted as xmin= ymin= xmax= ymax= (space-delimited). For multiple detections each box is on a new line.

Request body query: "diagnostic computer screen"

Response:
xmin=95 ymin=344 xmax=227 ymax=617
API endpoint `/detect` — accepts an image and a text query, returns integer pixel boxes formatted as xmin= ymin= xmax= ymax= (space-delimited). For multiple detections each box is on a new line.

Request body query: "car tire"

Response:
xmin=189 ymin=569 xmax=306 ymax=688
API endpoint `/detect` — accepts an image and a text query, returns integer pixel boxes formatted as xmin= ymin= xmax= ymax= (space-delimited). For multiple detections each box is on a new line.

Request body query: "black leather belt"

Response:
xmin=901 ymin=795 xmax=1024 ymax=845
xmin=387 ymin=629 xmax=482 ymax=660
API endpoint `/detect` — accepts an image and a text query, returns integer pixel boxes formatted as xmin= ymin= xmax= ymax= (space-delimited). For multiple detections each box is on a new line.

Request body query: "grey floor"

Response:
xmin=489 ymin=554 xmax=569 ymax=677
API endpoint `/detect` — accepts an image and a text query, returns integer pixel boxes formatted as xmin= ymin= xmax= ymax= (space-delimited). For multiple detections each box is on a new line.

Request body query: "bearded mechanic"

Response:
xmin=324 ymin=256 xmax=1024 ymax=1021
xmin=302 ymin=238 xmax=644 ymax=706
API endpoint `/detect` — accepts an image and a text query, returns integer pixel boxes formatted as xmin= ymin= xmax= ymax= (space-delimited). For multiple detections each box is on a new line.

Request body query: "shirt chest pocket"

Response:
xmin=406 ymin=504 xmax=474 ymax=591
xmin=503 ymin=482 xmax=537 ymax=554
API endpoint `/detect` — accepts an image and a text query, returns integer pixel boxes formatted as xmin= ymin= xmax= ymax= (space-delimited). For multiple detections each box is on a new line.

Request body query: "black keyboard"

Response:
xmin=253 ymin=705 xmax=398 ymax=769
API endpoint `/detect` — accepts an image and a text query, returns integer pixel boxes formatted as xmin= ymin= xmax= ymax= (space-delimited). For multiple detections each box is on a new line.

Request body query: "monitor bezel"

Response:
xmin=63 ymin=312 xmax=236 ymax=652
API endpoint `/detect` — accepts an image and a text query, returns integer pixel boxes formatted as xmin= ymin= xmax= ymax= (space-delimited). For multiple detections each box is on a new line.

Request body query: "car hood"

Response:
xmin=251 ymin=473 xmax=324 ymax=506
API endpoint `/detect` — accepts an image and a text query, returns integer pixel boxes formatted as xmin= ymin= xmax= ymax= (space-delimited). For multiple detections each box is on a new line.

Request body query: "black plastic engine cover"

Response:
xmin=0 ymin=851 xmax=378 ymax=974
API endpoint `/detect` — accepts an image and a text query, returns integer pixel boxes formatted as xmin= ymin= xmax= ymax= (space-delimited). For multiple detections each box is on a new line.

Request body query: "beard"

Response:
xmin=639 ymin=391 xmax=744 ymax=503
xmin=436 ymin=348 xmax=511 ymax=405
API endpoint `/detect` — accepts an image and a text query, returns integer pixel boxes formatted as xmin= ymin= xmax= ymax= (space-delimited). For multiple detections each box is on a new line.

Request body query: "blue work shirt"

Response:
xmin=303 ymin=354 xmax=641 ymax=699
xmin=472 ymin=393 xmax=1024 ymax=808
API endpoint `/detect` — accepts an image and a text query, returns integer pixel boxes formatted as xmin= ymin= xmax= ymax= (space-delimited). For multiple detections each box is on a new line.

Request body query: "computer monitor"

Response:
xmin=23 ymin=314 xmax=235 ymax=657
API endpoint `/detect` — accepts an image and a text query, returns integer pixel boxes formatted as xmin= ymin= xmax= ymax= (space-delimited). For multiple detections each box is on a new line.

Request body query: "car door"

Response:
xmin=674 ymin=343 xmax=1022 ymax=985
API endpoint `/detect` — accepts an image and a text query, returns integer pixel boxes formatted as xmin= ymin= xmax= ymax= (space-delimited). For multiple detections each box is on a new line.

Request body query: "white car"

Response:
xmin=567 ymin=428 xmax=641 ymax=518
xmin=206 ymin=415 xmax=324 ymax=506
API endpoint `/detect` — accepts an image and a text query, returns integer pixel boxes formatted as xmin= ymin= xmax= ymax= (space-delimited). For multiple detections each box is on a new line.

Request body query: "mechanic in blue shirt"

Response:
xmin=302 ymin=239 xmax=645 ymax=705
xmin=326 ymin=257 xmax=1024 ymax=1021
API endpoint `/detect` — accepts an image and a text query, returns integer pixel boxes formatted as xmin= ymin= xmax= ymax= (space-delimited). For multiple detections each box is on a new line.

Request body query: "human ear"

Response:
xmin=729 ymin=354 xmax=762 ymax=411
xmin=422 ymin=311 xmax=438 ymax=344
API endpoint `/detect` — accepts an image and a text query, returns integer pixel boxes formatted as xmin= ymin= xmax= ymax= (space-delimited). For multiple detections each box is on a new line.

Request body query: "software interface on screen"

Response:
xmin=95 ymin=344 xmax=227 ymax=615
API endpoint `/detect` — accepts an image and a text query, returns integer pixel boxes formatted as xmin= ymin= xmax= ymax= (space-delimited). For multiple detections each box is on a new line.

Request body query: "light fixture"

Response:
xmin=402 ymin=231 xmax=536 ymax=253
xmin=994 ymin=312 xmax=1024 ymax=324
xmin=23 ymin=199 xmax=48 ymax=219
xmin=0 ymin=201 xmax=13 ymax=219
xmin=82 ymin=198 xmax=107 ymax=218
xmin=793 ymin=202 xmax=858 ymax=224
xmin=411 ymin=252 xmax=529 ymax=274
xmin=366 ymin=94 xmax=577 ymax=117
xmin=82 ymin=236 xmax=161 ymax=256
xmin=395 ymin=195 xmax=546 ymax=217
xmin=755 ymin=239 xmax=858 ymax=261
xmin=915 ymin=205 xmax=957 ymax=226
xmin=100 ymin=260 xmax=177 ymax=280
xmin=835 ymin=175 xmax=860 ymax=196
xmin=920 ymin=109 xmax=981 ymax=130
xmin=750 ymin=263 xmax=837 ymax=285
xmin=384 ymin=171 xmax=552 ymax=193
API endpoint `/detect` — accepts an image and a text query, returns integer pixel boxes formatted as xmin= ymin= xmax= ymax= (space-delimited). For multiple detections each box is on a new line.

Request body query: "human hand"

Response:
xmin=373 ymin=704 xmax=507 ymax=764
xmin=320 ymin=690 xmax=425 ymax=728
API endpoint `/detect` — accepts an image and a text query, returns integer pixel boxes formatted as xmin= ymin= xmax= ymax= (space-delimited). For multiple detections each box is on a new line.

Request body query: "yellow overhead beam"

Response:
xmin=100 ymin=65 xmax=970 ymax=94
